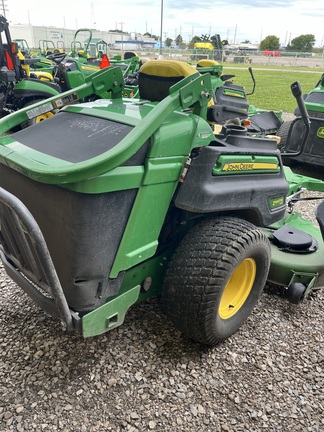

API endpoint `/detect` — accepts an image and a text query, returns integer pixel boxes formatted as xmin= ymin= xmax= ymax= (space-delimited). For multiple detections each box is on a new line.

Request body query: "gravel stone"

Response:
xmin=0 ymin=165 xmax=323 ymax=432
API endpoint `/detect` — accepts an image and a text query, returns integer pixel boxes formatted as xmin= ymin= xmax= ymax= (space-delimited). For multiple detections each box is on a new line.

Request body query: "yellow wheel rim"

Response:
xmin=219 ymin=258 xmax=256 ymax=320
xmin=35 ymin=112 xmax=54 ymax=123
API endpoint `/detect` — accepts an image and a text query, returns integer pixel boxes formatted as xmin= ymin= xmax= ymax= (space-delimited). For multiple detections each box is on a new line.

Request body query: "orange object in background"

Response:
xmin=100 ymin=54 xmax=110 ymax=69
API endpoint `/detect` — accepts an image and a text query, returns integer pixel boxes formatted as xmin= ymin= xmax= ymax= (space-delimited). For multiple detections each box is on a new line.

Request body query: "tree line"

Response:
xmin=259 ymin=34 xmax=316 ymax=52
xmin=114 ymin=30 xmax=318 ymax=52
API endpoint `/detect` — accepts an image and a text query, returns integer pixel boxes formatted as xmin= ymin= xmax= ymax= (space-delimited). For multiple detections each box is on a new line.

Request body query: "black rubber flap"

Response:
xmin=12 ymin=111 xmax=133 ymax=163
xmin=272 ymin=224 xmax=317 ymax=252
xmin=247 ymin=111 xmax=282 ymax=133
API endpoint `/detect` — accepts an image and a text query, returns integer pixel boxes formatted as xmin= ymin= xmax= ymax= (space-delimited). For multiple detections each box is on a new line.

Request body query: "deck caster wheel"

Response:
xmin=286 ymin=282 xmax=306 ymax=304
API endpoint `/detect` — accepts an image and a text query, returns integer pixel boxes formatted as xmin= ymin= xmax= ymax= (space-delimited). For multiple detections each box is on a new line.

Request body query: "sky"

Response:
xmin=5 ymin=0 xmax=324 ymax=47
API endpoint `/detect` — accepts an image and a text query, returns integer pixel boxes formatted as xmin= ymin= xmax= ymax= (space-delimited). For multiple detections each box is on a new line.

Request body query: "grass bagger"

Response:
xmin=0 ymin=60 xmax=323 ymax=346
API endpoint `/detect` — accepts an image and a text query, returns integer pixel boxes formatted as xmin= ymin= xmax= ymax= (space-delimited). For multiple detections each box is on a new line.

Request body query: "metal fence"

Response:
xmin=111 ymin=48 xmax=324 ymax=68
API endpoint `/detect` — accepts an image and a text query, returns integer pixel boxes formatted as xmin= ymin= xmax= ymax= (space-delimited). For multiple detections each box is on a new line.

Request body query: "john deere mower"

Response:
xmin=125 ymin=59 xmax=283 ymax=135
xmin=277 ymin=73 xmax=324 ymax=167
xmin=0 ymin=60 xmax=323 ymax=346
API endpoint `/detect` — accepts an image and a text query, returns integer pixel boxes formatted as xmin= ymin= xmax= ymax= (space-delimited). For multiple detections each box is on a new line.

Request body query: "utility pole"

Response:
xmin=119 ymin=22 xmax=124 ymax=54
xmin=159 ymin=0 xmax=163 ymax=56
xmin=90 ymin=2 xmax=96 ymax=28
xmin=1 ymin=0 xmax=7 ymax=17
xmin=233 ymin=24 xmax=237 ymax=44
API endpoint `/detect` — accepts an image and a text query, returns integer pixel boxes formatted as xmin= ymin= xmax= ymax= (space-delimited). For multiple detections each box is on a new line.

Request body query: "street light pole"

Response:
xmin=159 ymin=0 xmax=163 ymax=57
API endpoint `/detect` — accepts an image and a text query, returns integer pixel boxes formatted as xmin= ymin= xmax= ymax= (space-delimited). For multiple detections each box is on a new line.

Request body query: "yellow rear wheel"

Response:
xmin=219 ymin=258 xmax=256 ymax=319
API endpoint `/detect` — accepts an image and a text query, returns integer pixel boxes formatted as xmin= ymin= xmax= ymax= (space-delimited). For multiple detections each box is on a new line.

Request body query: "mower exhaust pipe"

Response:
xmin=281 ymin=81 xmax=311 ymax=158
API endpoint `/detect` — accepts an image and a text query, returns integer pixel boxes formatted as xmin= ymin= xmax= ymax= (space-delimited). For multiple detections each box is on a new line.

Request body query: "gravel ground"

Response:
xmin=0 ymin=125 xmax=324 ymax=431
xmin=1 ymin=196 xmax=324 ymax=432
xmin=0 ymin=259 xmax=323 ymax=432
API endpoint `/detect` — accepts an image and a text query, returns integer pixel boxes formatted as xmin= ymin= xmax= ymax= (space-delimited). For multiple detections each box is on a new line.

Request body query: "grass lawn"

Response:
xmin=223 ymin=64 xmax=322 ymax=113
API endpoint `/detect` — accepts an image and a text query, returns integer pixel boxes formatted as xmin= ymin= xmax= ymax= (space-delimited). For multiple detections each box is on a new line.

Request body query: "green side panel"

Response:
xmin=284 ymin=167 xmax=324 ymax=194
xmin=14 ymin=79 xmax=60 ymax=96
xmin=109 ymin=169 xmax=183 ymax=278
xmin=148 ymin=115 xmax=196 ymax=158
xmin=213 ymin=155 xmax=280 ymax=175
xmin=80 ymin=63 xmax=100 ymax=75
xmin=118 ymin=250 xmax=174 ymax=301
xmin=63 ymin=166 xmax=145 ymax=193
xmin=65 ymin=69 xmax=87 ymax=88
xmin=142 ymin=156 xmax=186 ymax=185
xmin=82 ymin=285 xmax=141 ymax=337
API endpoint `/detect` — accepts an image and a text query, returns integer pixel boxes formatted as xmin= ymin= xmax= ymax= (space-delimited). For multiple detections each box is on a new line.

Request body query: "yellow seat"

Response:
xmin=138 ymin=60 xmax=197 ymax=101
xmin=196 ymin=59 xmax=219 ymax=67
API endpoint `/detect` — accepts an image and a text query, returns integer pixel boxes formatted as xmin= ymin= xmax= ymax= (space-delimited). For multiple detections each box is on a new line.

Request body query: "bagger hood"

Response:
xmin=0 ymin=97 xmax=212 ymax=190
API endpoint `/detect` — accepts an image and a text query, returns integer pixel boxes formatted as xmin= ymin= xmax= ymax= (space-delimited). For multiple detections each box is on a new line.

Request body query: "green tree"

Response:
xmin=175 ymin=34 xmax=183 ymax=46
xmin=259 ymin=35 xmax=280 ymax=51
xmin=288 ymin=34 xmax=315 ymax=52
xmin=188 ymin=36 xmax=201 ymax=49
xmin=143 ymin=32 xmax=159 ymax=41
xmin=165 ymin=37 xmax=172 ymax=48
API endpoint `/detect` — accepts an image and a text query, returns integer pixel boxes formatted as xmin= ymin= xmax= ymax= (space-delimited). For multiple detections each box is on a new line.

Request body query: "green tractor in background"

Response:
xmin=0 ymin=60 xmax=323 ymax=346
xmin=0 ymin=16 xmax=62 ymax=125
xmin=0 ymin=17 xmax=134 ymax=130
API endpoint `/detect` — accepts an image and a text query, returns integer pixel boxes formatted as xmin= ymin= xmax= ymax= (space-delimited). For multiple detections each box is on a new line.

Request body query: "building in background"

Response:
xmin=9 ymin=24 xmax=155 ymax=53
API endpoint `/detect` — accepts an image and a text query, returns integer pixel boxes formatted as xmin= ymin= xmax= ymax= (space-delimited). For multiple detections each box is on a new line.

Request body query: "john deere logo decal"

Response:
xmin=222 ymin=162 xmax=278 ymax=172
xmin=213 ymin=155 xmax=280 ymax=175
xmin=317 ymin=127 xmax=324 ymax=138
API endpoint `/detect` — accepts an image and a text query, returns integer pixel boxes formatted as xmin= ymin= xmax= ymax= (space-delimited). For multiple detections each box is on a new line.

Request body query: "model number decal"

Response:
xmin=269 ymin=196 xmax=285 ymax=208
xmin=317 ymin=127 xmax=324 ymax=138
xmin=53 ymin=93 xmax=79 ymax=109
xmin=27 ymin=102 xmax=53 ymax=119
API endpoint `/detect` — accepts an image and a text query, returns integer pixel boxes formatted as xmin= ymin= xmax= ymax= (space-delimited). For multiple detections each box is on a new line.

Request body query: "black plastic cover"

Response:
xmin=174 ymin=144 xmax=288 ymax=227
xmin=12 ymin=111 xmax=133 ymax=163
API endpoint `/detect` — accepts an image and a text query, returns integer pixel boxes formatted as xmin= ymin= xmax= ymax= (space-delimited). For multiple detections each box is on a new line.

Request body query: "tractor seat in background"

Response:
xmin=138 ymin=60 xmax=197 ymax=102
xmin=196 ymin=59 xmax=220 ymax=67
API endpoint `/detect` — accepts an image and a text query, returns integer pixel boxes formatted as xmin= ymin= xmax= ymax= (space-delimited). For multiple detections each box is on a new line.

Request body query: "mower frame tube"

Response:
xmin=0 ymin=186 xmax=77 ymax=332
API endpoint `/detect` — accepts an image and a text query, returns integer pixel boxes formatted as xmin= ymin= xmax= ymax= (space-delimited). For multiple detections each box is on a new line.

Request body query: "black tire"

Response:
xmin=277 ymin=120 xmax=293 ymax=151
xmin=286 ymin=282 xmax=306 ymax=304
xmin=161 ymin=217 xmax=271 ymax=346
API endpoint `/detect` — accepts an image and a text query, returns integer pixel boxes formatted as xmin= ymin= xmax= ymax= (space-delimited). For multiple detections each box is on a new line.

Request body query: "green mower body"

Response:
xmin=0 ymin=62 xmax=323 ymax=345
